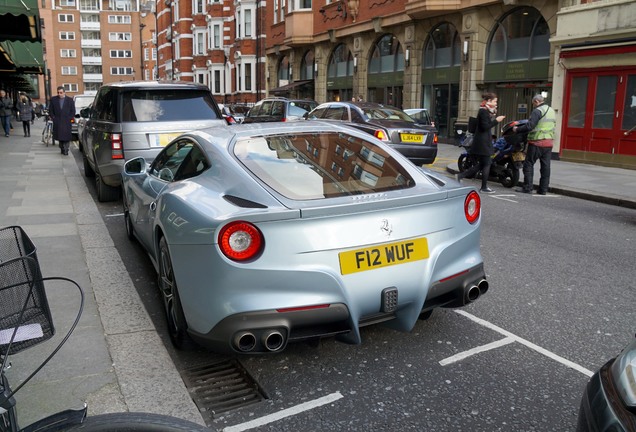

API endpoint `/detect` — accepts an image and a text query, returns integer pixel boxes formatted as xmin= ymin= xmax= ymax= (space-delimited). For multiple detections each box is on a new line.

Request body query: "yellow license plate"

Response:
xmin=339 ymin=238 xmax=429 ymax=275
xmin=153 ymin=133 xmax=182 ymax=147
xmin=400 ymin=133 xmax=424 ymax=143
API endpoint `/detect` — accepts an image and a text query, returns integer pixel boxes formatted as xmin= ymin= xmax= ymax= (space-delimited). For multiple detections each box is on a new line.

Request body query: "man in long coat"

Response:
xmin=49 ymin=86 xmax=75 ymax=155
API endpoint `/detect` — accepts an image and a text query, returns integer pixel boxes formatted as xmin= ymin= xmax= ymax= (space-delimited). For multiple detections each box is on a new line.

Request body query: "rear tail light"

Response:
xmin=433 ymin=133 xmax=438 ymax=144
xmin=111 ymin=133 xmax=124 ymax=160
xmin=464 ymin=191 xmax=481 ymax=224
xmin=218 ymin=221 xmax=264 ymax=261
xmin=374 ymin=129 xmax=389 ymax=141
xmin=224 ymin=115 xmax=236 ymax=125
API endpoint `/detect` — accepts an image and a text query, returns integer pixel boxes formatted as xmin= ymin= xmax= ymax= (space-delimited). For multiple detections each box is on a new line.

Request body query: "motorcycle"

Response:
xmin=456 ymin=119 xmax=528 ymax=188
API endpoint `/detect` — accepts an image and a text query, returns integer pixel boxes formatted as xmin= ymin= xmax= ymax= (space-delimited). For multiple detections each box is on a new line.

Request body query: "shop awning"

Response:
xmin=0 ymin=0 xmax=41 ymax=42
xmin=0 ymin=40 xmax=43 ymax=74
xmin=0 ymin=73 xmax=35 ymax=93
xmin=270 ymin=79 xmax=314 ymax=94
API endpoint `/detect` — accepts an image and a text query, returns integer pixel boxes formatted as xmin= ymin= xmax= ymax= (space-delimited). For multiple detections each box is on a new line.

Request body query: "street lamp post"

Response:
xmin=139 ymin=23 xmax=146 ymax=80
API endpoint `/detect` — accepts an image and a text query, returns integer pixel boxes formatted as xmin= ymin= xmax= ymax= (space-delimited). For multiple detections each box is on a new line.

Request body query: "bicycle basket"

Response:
xmin=0 ymin=226 xmax=55 ymax=355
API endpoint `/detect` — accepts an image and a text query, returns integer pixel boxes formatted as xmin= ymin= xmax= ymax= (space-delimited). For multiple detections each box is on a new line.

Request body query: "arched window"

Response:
xmin=487 ymin=6 xmax=550 ymax=64
xmin=277 ymin=56 xmax=290 ymax=81
xmin=423 ymin=23 xmax=461 ymax=69
xmin=327 ymin=44 xmax=353 ymax=78
xmin=368 ymin=34 xmax=404 ymax=73
xmin=300 ymin=50 xmax=315 ymax=80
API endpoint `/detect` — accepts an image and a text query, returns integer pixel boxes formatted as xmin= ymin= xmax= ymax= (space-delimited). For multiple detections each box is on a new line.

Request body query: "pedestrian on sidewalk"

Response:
xmin=49 ymin=86 xmax=75 ymax=155
xmin=17 ymin=95 xmax=34 ymax=137
xmin=513 ymin=94 xmax=556 ymax=195
xmin=0 ymin=90 xmax=13 ymax=137
xmin=456 ymin=92 xmax=506 ymax=194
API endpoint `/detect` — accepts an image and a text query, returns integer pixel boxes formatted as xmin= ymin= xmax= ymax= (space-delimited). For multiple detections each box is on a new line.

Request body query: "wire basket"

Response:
xmin=0 ymin=226 xmax=55 ymax=355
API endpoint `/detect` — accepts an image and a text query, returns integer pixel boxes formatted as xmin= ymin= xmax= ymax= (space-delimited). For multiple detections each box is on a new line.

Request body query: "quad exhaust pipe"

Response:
xmin=233 ymin=329 xmax=287 ymax=353
xmin=465 ymin=279 xmax=489 ymax=303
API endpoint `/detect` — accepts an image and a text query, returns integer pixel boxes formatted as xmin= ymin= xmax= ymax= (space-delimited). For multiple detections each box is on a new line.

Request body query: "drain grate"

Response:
xmin=182 ymin=359 xmax=267 ymax=422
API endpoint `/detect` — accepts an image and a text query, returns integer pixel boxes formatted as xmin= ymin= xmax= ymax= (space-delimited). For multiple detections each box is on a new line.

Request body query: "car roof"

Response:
xmin=98 ymin=80 xmax=211 ymax=91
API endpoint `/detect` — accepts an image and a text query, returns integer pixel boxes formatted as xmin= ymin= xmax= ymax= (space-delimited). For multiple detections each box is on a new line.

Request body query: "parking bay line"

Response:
xmin=223 ymin=392 xmax=344 ymax=432
xmin=442 ymin=310 xmax=594 ymax=377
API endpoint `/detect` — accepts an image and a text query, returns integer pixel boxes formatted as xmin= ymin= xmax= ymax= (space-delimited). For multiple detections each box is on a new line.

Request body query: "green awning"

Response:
xmin=0 ymin=40 xmax=43 ymax=74
xmin=0 ymin=0 xmax=41 ymax=42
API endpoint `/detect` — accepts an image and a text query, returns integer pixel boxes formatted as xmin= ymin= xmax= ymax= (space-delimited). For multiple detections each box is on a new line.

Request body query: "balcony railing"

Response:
xmin=83 ymin=73 xmax=103 ymax=82
xmin=82 ymin=56 xmax=102 ymax=65
xmin=80 ymin=22 xmax=101 ymax=31
xmin=80 ymin=39 xmax=102 ymax=48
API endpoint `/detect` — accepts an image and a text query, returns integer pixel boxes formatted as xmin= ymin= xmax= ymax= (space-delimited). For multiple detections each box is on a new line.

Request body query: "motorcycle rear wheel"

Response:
xmin=457 ymin=154 xmax=478 ymax=176
xmin=498 ymin=160 xmax=520 ymax=188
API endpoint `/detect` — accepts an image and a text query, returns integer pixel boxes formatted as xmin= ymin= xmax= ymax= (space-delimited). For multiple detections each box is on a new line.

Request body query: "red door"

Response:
xmin=563 ymin=69 xmax=636 ymax=157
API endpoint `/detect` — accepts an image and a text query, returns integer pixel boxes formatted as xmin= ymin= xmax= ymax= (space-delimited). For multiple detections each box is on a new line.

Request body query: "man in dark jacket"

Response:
xmin=456 ymin=92 xmax=505 ymax=193
xmin=513 ymin=94 xmax=556 ymax=195
xmin=0 ymin=89 xmax=13 ymax=137
xmin=49 ymin=86 xmax=76 ymax=155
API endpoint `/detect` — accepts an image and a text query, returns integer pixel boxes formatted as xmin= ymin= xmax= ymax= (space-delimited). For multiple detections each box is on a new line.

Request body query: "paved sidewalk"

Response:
xmin=437 ymin=143 xmax=636 ymax=209
xmin=0 ymin=120 xmax=205 ymax=428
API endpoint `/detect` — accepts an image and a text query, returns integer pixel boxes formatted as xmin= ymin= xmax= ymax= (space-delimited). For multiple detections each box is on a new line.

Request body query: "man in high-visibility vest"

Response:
xmin=513 ymin=94 xmax=556 ymax=195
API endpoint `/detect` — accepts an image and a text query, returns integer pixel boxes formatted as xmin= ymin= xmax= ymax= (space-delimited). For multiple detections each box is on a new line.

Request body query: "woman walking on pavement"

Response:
xmin=456 ymin=92 xmax=506 ymax=193
xmin=17 ymin=95 xmax=34 ymax=137
xmin=0 ymin=89 xmax=13 ymax=137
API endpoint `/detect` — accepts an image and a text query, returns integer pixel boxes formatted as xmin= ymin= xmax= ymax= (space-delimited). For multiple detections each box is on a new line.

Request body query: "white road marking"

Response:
xmin=223 ymin=392 xmax=344 ymax=432
xmin=439 ymin=336 xmax=515 ymax=366
xmin=492 ymin=194 xmax=519 ymax=203
xmin=105 ymin=213 xmax=124 ymax=217
xmin=453 ymin=310 xmax=594 ymax=377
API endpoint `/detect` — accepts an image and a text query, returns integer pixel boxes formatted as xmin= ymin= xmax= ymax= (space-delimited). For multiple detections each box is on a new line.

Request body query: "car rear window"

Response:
xmin=121 ymin=89 xmax=221 ymax=122
xmin=233 ymin=131 xmax=415 ymax=200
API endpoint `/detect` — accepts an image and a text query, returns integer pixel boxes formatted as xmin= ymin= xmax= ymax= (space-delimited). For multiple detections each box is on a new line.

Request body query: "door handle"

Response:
xmin=150 ymin=202 xmax=156 ymax=211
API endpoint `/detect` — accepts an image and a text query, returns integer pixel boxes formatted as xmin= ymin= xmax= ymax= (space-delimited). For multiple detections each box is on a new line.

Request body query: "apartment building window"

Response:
xmin=82 ymin=31 xmax=100 ymax=40
xmin=194 ymin=31 xmax=206 ymax=55
xmin=61 ymin=49 xmax=77 ymax=58
xmin=85 ymin=82 xmax=101 ymax=92
xmin=213 ymin=70 xmax=221 ymax=94
xmin=110 ymin=49 xmax=132 ymax=58
xmin=81 ymin=14 xmax=99 ymax=23
xmin=59 ymin=0 xmax=77 ymax=5
xmin=83 ymin=65 xmax=102 ymax=74
xmin=78 ymin=0 xmax=99 ymax=10
xmin=291 ymin=0 xmax=311 ymax=9
xmin=109 ymin=0 xmax=134 ymax=11
xmin=63 ymin=83 xmax=79 ymax=92
xmin=152 ymin=48 xmax=157 ymax=60
xmin=82 ymin=48 xmax=101 ymax=57
xmin=58 ymin=14 xmax=74 ymax=23
xmin=111 ymin=67 xmax=133 ymax=75
xmin=274 ymin=0 xmax=285 ymax=24
xmin=244 ymin=63 xmax=252 ymax=91
xmin=144 ymin=48 xmax=149 ymax=61
xmin=109 ymin=32 xmax=132 ymax=41
xmin=195 ymin=72 xmax=206 ymax=85
xmin=193 ymin=0 xmax=204 ymax=14
xmin=59 ymin=32 xmax=76 ymax=40
xmin=244 ymin=9 xmax=252 ymax=38
xmin=62 ymin=66 xmax=78 ymax=75
xmin=210 ymin=23 xmax=221 ymax=49
xmin=144 ymin=69 xmax=150 ymax=81
xmin=108 ymin=15 xmax=132 ymax=24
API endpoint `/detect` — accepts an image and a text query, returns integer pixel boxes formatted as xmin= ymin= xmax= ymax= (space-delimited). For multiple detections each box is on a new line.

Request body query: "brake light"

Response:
xmin=111 ymin=133 xmax=123 ymax=160
xmin=374 ymin=129 xmax=389 ymax=141
xmin=464 ymin=191 xmax=481 ymax=224
xmin=433 ymin=133 xmax=438 ymax=144
xmin=224 ymin=115 xmax=236 ymax=125
xmin=218 ymin=221 xmax=264 ymax=261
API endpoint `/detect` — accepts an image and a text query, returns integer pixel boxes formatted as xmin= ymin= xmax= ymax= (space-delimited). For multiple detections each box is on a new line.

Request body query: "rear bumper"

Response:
xmin=576 ymin=361 xmax=636 ymax=432
xmin=392 ymin=144 xmax=438 ymax=165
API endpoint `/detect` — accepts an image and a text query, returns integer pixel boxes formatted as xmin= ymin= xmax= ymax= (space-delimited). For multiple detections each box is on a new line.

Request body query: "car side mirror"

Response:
xmin=124 ymin=157 xmax=147 ymax=175
xmin=80 ymin=107 xmax=89 ymax=117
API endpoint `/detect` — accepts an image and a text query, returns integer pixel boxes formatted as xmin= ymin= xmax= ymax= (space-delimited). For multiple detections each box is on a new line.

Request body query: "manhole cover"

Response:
xmin=182 ymin=359 xmax=267 ymax=422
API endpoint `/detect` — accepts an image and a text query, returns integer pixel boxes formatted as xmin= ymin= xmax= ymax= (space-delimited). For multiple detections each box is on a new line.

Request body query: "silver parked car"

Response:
xmin=82 ymin=81 xmax=227 ymax=202
xmin=121 ymin=121 xmax=487 ymax=354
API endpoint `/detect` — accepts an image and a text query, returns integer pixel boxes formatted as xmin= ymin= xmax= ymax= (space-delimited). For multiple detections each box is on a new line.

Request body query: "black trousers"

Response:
xmin=522 ymin=144 xmax=552 ymax=193
xmin=22 ymin=121 xmax=30 ymax=136
xmin=458 ymin=154 xmax=492 ymax=190
xmin=59 ymin=140 xmax=71 ymax=154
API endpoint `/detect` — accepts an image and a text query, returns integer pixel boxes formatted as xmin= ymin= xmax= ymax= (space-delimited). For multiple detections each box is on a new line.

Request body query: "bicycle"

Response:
xmin=0 ymin=226 xmax=209 ymax=432
xmin=41 ymin=118 xmax=53 ymax=147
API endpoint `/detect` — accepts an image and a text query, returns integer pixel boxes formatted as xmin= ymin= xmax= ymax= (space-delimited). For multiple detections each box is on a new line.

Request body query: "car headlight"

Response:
xmin=610 ymin=336 xmax=636 ymax=409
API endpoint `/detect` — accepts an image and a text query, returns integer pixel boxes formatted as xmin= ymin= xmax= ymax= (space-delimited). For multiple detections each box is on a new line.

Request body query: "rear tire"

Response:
xmin=457 ymin=154 xmax=477 ymax=177
xmin=83 ymin=154 xmax=95 ymax=178
xmin=498 ymin=160 xmax=520 ymax=188
xmin=123 ymin=193 xmax=135 ymax=241
xmin=158 ymin=236 xmax=196 ymax=350
xmin=95 ymin=172 xmax=120 ymax=202
xmin=64 ymin=412 xmax=209 ymax=431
